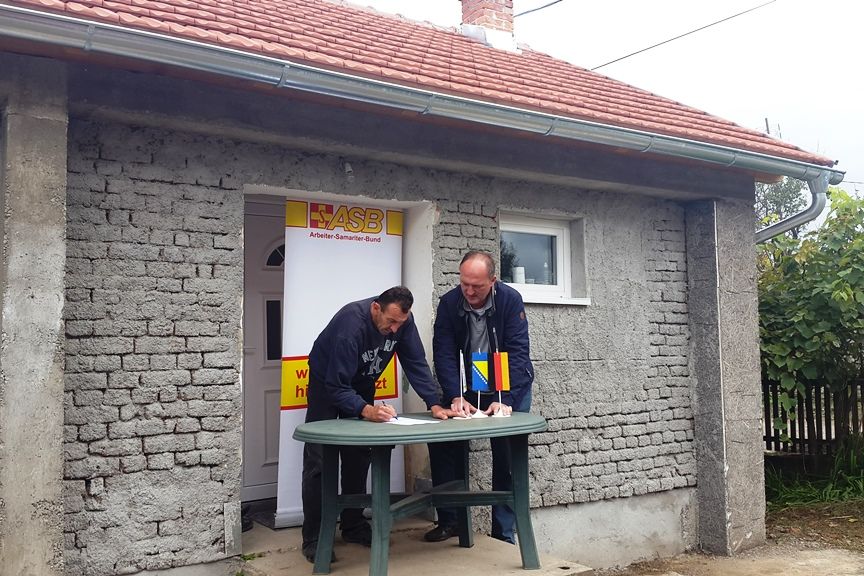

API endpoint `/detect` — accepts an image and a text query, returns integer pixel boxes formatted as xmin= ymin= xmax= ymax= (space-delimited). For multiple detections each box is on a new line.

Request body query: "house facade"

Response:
xmin=0 ymin=1 xmax=843 ymax=575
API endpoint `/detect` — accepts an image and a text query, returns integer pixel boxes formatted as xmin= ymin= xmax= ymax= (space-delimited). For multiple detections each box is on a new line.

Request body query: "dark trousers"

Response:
xmin=428 ymin=390 xmax=532 ymax=544
xmin=301 ymin=441 xmax=371 ymax=549
xmin=301 ymin=381 xmax=373 ymax=550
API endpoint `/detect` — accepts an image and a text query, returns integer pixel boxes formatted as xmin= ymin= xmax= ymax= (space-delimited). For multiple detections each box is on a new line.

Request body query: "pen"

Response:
xmin=382 ymin=401 xmax=398 ymax=420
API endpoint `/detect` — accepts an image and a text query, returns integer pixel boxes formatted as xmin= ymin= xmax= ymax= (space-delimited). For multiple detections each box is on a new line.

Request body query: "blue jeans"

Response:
xmin=428 ymin=389 xmax=532 ymax=544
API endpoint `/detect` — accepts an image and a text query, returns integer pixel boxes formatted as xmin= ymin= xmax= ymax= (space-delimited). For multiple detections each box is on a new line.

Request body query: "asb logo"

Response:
xmin=310 ymin=202 xmax=384 ymax=234
xmin=310 ymin=203 xmax=334 ymax=229
xmin=285 ymin=200 xmax=403 ymax=236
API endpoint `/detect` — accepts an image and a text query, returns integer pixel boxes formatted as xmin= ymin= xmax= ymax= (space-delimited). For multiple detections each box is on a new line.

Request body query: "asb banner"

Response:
xmin=274 ymin=199 xmax=405 ymax=527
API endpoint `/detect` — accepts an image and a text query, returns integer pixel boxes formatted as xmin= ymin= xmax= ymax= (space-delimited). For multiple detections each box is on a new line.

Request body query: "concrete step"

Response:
xmin=241 ymin=516 xmax=592 ymax=576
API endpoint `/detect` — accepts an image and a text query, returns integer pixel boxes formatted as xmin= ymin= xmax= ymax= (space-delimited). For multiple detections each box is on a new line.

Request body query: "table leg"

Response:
xmin=456 ymin=440 xmax=474 ymax=548
xmin=511 ymin=434 xmax=540 ymax=569
xmin=314 ymin=444 xmax=340 ymax=574
xmin=369 ymin=445 xmax=394 ymax=576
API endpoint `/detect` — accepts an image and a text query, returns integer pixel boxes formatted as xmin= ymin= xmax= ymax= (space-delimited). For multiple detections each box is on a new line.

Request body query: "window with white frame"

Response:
xmin=499 ymin=213 xmax=589 ymax=305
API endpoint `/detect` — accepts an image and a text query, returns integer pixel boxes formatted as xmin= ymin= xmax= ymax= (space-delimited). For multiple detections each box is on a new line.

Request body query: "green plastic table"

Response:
xmin=293 ymin=412 xmax=548 ymax=576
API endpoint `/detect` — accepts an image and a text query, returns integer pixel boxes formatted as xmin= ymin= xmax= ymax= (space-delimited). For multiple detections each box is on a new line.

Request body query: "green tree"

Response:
xmin=758 ymin=189 xmax=864 ymax=438
xmin=500 ymin=240 xmax=519 ymax=282
xmin=755 ymin=177 xmax=808 ymax=239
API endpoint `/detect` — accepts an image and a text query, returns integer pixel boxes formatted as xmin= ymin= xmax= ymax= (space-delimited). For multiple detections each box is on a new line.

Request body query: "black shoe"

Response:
xmin=302 ymin=545 xmax=337 ymax=564
xmin=423 ymin=524 xmax=459 ymax=542
xmin=341 ymin=522 xmax=372 ymax=547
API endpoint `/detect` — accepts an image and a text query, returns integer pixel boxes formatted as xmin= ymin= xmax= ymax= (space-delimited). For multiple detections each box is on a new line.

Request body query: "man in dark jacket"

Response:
xmin=301 ymin=286 xmax=448 ymax=563
xmin=425 ymin=251 xmax=534 ymax=544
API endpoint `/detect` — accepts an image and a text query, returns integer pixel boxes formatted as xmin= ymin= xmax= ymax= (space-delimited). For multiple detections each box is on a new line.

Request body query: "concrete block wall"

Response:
xmin=62 ymin=116 xmax=698 ymax=572
xmin=430 ymin=195 xmax=695 ymax=530
xmin=63 ymin=121 xmax=243 ymax=575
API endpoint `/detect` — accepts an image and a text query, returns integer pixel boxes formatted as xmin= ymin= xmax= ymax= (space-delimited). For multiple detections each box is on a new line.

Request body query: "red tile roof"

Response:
xmin=3 ymin=0 xmax=835 ymax=167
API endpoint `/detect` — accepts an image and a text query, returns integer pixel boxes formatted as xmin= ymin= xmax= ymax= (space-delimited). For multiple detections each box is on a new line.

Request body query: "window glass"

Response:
xmin=265 ymin=299 xmax=282 ymax=361
xmin=266 ymin=244 xmax=285 ymax=267
xmin=501 ymin=231 xmax=557 ymax=285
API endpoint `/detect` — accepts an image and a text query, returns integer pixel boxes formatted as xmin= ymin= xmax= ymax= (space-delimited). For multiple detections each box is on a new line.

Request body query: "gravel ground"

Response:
xmin=590 ymin=500 xmax=864 ymax=576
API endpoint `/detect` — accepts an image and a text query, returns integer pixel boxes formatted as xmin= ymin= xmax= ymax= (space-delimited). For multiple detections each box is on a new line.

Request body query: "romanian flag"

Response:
xmin=493 ymin=352 xmax=510 ymax=391
xmin=471 ymin=352 xmax=490 ymax=392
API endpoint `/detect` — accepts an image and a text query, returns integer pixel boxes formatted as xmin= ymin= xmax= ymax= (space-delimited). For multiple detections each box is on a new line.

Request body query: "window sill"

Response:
xmin=520 ymin=295 xmax=591 ymax=306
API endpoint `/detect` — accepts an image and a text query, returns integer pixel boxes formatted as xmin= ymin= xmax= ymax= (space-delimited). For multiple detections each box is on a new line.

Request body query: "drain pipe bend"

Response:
xmin=754 ymin=171 xmax=829 ymax=243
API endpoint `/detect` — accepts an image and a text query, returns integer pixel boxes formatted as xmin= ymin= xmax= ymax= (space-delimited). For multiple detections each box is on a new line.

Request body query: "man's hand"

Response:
xmin=484 ymin=402 xmax=512 ymax=416
xmin=450 ymin=397 xmax=476 ymax=418
xmin=361 ymin=403 xmax=397 ymax=423
xmin=430 ymin=405 xmax=449 ymax=420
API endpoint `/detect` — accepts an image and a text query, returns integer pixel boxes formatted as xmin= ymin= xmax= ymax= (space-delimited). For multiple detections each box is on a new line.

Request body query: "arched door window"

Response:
xmin=266 ymin=243 xmax=285 ymax=268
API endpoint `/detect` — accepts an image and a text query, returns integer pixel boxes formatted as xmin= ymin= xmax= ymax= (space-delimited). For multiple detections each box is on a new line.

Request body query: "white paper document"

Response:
xmin=453 ymin=412 xmax=488 ymax=420
xmin=384 ymin=416 xmax=441 ymax=426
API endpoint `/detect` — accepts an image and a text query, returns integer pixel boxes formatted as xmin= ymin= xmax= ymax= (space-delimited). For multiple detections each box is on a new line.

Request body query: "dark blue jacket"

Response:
xmin=433 ymin=282 xmax=533 ymax=409
xmin=306 ymin=297 xmax=441 ymax=421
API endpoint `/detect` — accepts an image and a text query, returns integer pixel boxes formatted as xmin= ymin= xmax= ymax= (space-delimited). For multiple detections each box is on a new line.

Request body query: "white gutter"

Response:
xmin=0 ymin=4 xmax=843 ymax=241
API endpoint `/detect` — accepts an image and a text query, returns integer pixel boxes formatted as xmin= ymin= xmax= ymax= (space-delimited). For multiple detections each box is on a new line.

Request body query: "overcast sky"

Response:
xmin=354 ymin=0 xmax=861 ymax=197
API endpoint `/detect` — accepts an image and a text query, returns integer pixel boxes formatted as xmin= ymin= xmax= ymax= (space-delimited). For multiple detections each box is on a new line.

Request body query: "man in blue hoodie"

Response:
xmin=301 ymin=286 xmax=448 ymax=563
xmin=425 ymin=251 xmax=534 ymax=545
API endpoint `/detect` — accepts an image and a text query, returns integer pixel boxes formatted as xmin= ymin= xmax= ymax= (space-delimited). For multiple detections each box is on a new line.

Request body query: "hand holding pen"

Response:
xmin=381 ymin=401 xmax=398 ymax=420
xmin=362 ymin=402 xmax=398 ymax=422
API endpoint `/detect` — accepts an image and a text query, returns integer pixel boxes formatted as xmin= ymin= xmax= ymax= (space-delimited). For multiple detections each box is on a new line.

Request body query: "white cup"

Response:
xmin=513 ymin=267 xmax=526 ymax=283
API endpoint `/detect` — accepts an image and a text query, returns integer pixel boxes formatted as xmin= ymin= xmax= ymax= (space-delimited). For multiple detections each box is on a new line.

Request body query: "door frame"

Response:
xmin=241 ymin=188 xmax=436 ymax=511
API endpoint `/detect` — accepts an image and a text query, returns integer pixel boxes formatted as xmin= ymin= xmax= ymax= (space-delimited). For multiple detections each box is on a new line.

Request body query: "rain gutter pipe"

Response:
xmin=754 ymin=172 xmax=828 ymax=243
xmin=0 ymin=4 xmax=843 ymax=242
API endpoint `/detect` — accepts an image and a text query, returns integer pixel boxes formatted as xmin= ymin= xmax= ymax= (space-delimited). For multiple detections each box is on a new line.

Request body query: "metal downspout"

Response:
xmin=754 ymin=172 xmax=829 ymax=243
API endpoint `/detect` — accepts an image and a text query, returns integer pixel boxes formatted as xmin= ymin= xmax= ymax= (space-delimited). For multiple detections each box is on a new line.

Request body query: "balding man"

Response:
xmin=426 ymin=251 xmax=534 ymax=544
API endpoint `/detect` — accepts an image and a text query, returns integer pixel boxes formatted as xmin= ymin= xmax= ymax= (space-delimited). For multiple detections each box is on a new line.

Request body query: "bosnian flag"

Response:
xmin=471 ymin=352 xmax=490 ymax=392
xmin=493 ymin=352 xmax=510 ymax=391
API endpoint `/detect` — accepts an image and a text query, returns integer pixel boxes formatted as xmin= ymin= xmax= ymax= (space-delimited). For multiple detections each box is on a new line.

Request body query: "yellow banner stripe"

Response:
xmin=285 ymin=201 xmax=308 ymax=228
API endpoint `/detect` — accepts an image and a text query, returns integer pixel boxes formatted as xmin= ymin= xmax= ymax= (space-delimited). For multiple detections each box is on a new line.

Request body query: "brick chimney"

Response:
xmin=460 ymin=0 xmax=517 ymax=51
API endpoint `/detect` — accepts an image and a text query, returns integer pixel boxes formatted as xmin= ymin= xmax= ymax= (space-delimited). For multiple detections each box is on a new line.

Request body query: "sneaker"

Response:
xmin=341 ymin=522 xmax=372 ymax=547
xmin=423 ymin=524 xmax=459 ymax=542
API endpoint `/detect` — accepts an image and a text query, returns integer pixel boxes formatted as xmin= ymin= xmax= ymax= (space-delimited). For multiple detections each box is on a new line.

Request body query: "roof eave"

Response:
xmin=0 ymin=3 xmax=845 ymax=190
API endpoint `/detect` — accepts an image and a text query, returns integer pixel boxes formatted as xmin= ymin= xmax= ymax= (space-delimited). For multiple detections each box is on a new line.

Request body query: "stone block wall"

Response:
xmin=430 ymin=196 xmax=695 ymax=521
xmin=61 ymin=116 xmax=697 ymax=572
xmin=63 ymin=122 xmax=243 ymax=575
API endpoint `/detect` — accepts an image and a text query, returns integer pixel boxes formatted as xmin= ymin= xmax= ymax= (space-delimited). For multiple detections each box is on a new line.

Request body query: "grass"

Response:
xmin=766 ymin=433 xmax=864 ymax=512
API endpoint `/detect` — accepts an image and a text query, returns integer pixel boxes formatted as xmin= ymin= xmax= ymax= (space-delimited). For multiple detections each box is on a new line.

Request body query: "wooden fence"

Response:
xmin=763 ymin=379 xmax=864 ymax=455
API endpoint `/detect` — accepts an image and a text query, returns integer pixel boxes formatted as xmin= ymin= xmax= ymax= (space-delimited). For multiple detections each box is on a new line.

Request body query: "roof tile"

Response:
xmin=5 ymin=0 xmax=832 ymax=167
xmin=66 ymin=2 xmax=121 ymax=22
xmin=149 ymin=8 xmax=194 ymax=24
xmin=378 ymin=67 xmax=417 ymax=83
xmin=171 ymin=5 xmax=213 ymax=19
xmin=25 ymin=0 xmax=67 ymax=10
xmin=259 ymin=41 xmax=305 ymax=60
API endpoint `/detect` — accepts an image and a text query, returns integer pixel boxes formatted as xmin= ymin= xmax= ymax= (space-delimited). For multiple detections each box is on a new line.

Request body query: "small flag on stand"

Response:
xmin=493 ymin=352 xmax=510 ymax=391
xmin=459 ymin=349 xmax=467 ymax=395
xmin=471 ymin=352 xmax=490 ymax=392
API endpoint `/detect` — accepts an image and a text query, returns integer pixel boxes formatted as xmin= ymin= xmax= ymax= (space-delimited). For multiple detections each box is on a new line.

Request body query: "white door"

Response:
xmin=242 ymin=201 xmax=285 ymax=501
